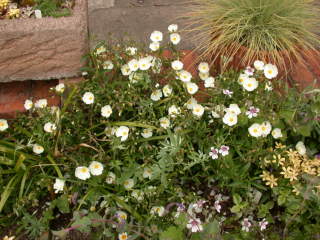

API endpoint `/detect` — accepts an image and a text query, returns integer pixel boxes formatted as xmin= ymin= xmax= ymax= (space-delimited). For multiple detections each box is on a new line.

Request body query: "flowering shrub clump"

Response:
xmin=0 ymin=25 xmax=320 ymax=239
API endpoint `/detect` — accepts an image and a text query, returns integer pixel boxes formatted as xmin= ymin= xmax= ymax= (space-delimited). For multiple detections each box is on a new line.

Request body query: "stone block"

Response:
xmin=89 ymin=4 xmax=197 ymax=49
xmin=0 ymin=0 xmax=89 ymax=83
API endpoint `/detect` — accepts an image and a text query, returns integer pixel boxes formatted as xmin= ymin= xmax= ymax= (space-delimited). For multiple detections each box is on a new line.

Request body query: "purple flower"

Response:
xmin=259 ymin=218 xmax=268 ymax=231
xmin=177 ymin=203 xmax=186 ymax=212
xmin=245 ymin=66 xmax=255 ymax=76
xmin=241 ymin=218 xmax=252 ymax=232
xmin=246 ymin=106 xmax=260 ymax=119
xmin=219 ymin=145 xmax=230 ymax=156
xmin=316 ymin=154 xmax=320 ymax=160
xmin=187 ymin=218 xmax=203 ymax=232
xmin=223 ymin=89 xmax=233 ymax=97
xmin=209 ymin=147 xmax=219 ymax=159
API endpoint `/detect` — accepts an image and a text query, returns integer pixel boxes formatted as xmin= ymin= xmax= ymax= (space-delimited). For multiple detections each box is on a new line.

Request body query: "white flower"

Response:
xmin=168 ymin=105 xmax=181 ymax=118
xmin=151 ymin=89 xmax=163 ymax=101
xmin=186 ymin=82 xmax=199 ymax=95
xmin=241 ymin=218 xmax=252 ymax=232
xmin=243 ymin=77 xmax=258 ymax=92
xmin=131 ymin=190 xmax=144 ymax=201
xmin=214 ymin=200 xmax=222 ymax=213
xmin=187 ymin=218 xmax=203 ymax=233
xmin=150 ymin=30 xmax=163 ymax=42
xmin=296 ymin=141 xmax=306 ymax=155
xmin=55 ymin=83 xmax=65 ymax=93
xmin=198 ymin=62 xmax=210 ymax=73
xmin=82 ymin=71 xmax=88 ymax=76
xmin=225 ymin=104 xmax=241 ymax=115
xmin=101 ymin=105 xmax=112 ymax=118
xmin=199 ymin=72 xmax=210 ymax=81
xmin=170 ymin=33 xmax=181 ymax=45
xmin=151 ymin=57 xmax=162 ymax=73
xmin=95 ymin=46 xmax=106 ymax=55
xmin=128 ymin=59 xmax=139 ymax=72
xmin=106 ymin=172 xmax=116 ymax=184
xmin=24 ymin=99 xmax=33 ymax=110
xmin=43 ymin=122 xmax=56 ymax=133
xmin=32 ymin=144 xmax=44 ymax=154
xmin=89 ymin=161 xmax=104 ymax=176
xmin=121 ymin=64 xmax=132 ymax=76
xmin=149 ymin=41 xmax=160 ymax=51
xmin=223 ymin=113 xmax=238 ymax=126
xmin=116 ymin=211 xmax=127 ymax=222
xmin=248 ymin=123 xmax=262 ymax=137
xmin=141 ymin=128 xmax=153 ymax=138
xmin=260 ymin=121 xmax=272 ymax=137
xmin=123 ymin=178 xmax=134 ymax=190
xmin=272 ymin=128 xmax=283 ymax=139
xmin=105 ymin=127 xmax=116 ymax=137
xmin=118 ymin=232 xmax=128 ymax=240
xmin=171 ymin=60 xmax=184 ymax=71
xmin=179 ymin=70 xmax=192 ymax=82
xmin=264 ymin=64 xmax=278 ymax=79
xmin=35 ymin=99 xmax=47 ymax=108
xmin=103 ymin=60 xmax=114 ymax=70
xmin=162 ymin=84 xmax=173 ymax=97
xmin=143 ymin=168 xmax=152 ymax=179
xmin=168 ymin=24 xmax=178 ymax=32
xmin=151 ymin=206 xmax=165 ymax=217
xmin=82 ymin=92 xmax=94 ymax=104
xmin=185 ymin=97 xmax=198 ymax=110
xmin=254 ymin=60 xmax=265 ymax=71
xmin=0 ymin=119 xmax=9 ymax=131
xmin=238 ymin=73 xmax=249 ymax=85
xmin=159 ymin=117 xmax=170 ymax=129
xmin=209 ymin=147 xmax=219 ymax=159
xmin=259 ymin=219 xmax=268 ymax=231
xmin=139 ymin=57 xmax=152 ymax=71
xmin=245 ymin=66 xmax=255 ymax=76
xmin=265 ymin=81 xmax=273 ymax=91
xmin=219 ymin=145 xmax=229 ymax=156
xmin=192 ymin=104 xmax=204 ymax=117
xmin=53 ymin=178 xmax=65 ymax=193
xmin=245 ymin=106 xmax=260 ymax=119
xmin=126 ymin=47 xmax=137 ymax=55
xmin=75 ymin=166 xmax=91 ymax=180
xmin=204 ymin=77 xmax=215 ymax=88
xmin=116 ymin=126 xmax=129 ymax=141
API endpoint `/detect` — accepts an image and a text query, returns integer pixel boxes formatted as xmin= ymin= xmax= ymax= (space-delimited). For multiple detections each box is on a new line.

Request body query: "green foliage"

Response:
xmin=0 ymin=30 xmax=320 ymax=239
xmin=34 ymin=0 xmax=71 ymax=17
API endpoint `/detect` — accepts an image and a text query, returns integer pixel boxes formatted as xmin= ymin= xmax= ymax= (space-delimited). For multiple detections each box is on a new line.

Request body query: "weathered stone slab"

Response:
xmin=0 ymin=0 xmax=88 ymax=82
xmin=88 ymin=3 xmax=197 ymax=49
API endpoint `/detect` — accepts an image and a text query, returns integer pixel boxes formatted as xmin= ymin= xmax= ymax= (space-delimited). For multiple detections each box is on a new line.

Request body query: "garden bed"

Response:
xmin=0 ymin=26 xmax=319 ymax=239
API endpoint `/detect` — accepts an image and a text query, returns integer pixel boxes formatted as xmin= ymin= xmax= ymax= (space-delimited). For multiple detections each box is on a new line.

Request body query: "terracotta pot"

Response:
xmin=210 ymin=44 xmax=320 ymax=89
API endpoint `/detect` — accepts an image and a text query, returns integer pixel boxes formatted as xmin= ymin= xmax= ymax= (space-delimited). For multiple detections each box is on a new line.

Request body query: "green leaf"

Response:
xmin=174 ymin=212 xmax=188 ymax=227
xmin=56 ymin=195 xmax=70 ymax=214
xmin=159 ymin=226 xmax=184 ymax=240
xmin=296 ymin=124 xmax=312 ymax=137
xmin=277 ymin=194 xmax=287 ymax=206
xmin=233 ymin=194 xmax=242 ymax=205
xmin=202 ymin=220 xmax=220 ymax=237
xmin=71 ymin=216 xmax=91 ymax=233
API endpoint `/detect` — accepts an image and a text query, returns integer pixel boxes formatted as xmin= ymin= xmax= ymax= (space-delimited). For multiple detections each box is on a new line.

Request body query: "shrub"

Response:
xmin=0 ymin=26 xmax=319 ymax=239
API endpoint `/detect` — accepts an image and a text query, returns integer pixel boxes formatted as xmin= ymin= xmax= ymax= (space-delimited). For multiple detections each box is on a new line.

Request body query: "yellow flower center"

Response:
xmin=253 ymin=129 xmax=258 ymax=133
xmin=94 ymin=164 xmax=100 ymax=169
xmin=195 ymin=108 xmax=200 ymax=112
xmin=122 ymin=131 xmax=128 ymax=136
xmin=120 ymin=235 xmax=127 ymax=240
xmin=229 ymin=118 xmax=234 ymax=122
xmin=268 ymin=70 xmax=273 ymax=74
xmin=247 ymin=83 xmax=252 ymax=87
xmin=262 ymin=127 xmax=266 ymax=131
xmin=81 ymin=168 xmax=88 ymax=173
xmin=188 ymin=88 xmax=193 ymax=92
xmin=0 ymin=122 xmax=4 ymax=127
xmin=89 ymin=97 xmax=93 ymax=100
